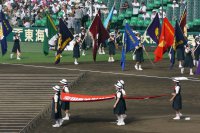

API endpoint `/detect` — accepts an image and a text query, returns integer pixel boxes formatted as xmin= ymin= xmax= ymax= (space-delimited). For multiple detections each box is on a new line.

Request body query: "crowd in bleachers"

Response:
xmin=0 ymin=0 xmax=196 ymax=32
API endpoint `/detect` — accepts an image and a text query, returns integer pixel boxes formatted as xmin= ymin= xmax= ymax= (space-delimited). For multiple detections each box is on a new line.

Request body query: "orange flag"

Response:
xmin=154 ymin=18 xmax=175 ymax=62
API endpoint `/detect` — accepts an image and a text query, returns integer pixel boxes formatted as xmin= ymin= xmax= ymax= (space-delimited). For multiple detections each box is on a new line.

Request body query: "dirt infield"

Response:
xmin=1 ymin=59 xmax=200 ymax=133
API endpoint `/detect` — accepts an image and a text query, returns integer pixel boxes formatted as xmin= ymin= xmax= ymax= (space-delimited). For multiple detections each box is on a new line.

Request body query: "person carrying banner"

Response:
xmin=60 ymin=79 xmax=70 ymax=121
xmin=170 ymin=79 xmax=182 ymax=120
xmin=108 ymin=32 xmax=115 ymax=62
xmin=193 ymin=35 xmax=200 ymax=67
xmin=10 ymin=32 xmax=21 ymax=60
xmin=135 ymin=32 xmax=144 ymax=70
xmin=51 ymin=85 xmax=63 ymax=127
xmin=79 ymin=27 xmax=87 ymax=56
xmin=73 ymin=34 xmax=81 ymax=65
xmin=113 ymin=82 xmax=127 ymax=126
xmin=181 ymin=43 xmax=194 ymax=75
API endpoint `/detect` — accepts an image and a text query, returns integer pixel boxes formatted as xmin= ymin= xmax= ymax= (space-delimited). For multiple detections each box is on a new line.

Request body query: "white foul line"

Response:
xmin=1 ymin=63 xmax=200 ymax=82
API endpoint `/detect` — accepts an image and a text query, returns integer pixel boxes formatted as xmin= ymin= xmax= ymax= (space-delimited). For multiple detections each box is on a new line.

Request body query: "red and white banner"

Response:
xmin=61 ymin=93 xmax=115 ymax=102
xmin=61 ymin=93 xmax=169 ymax=102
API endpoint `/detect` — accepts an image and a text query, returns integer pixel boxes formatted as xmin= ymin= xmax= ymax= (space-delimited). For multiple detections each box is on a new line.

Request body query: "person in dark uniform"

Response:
xmin=193 ymin=36 xmax=200 ymax=67
xmin=60 ymin=79 xmax=70 ymax=121
xmin=134 ymin=32 xmax=144 ymax=70
xmin=170 ymin=79 xmax=182 ymax=120
xmin=10 ymin=32 xmax=21 ymax=60
xmin=108 ymin=32 xmax=115 ymax=62
xmin=181 ymin=43 xmax=194 ymax=75
xmin=176 ymin=43 xmax=185 ymax=68
xmin=51 ymin=85 xmax=63 ymax=127
xmin=73 ymin=34 xmax=81 ymax=65
xmin=113 ymin=82 xmax=127 ymax=126
xmin=79 ymin=27 xmax=87 ymax=56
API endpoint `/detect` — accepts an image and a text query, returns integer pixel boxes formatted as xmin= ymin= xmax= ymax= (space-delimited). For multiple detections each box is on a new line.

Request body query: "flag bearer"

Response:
xmin=60 ymin=79 xmax=70 ymax=120
xmin=113 ymin=82 xmax=127 ymax=126
xmin=170 ymin=79 xmax=183 ymax=120
xmin=10 ymin=32 xmax=21 ymax=60
xmin=108 ymin=32 xmax=115 ymax=62
xmin=79 ymin=27 xmax=87 ymax=56
xmin=51 ymin=85 xmax=63 ymax=127
xmin=181 ymin=43 xmax=194 ymax=75
xmin=135 ymin=32 xmax=144 ymax=70
xmin=176 ymin=43 xmax=185 ymax=68
xmin=73 ymin=34 xmax=81 ymax=65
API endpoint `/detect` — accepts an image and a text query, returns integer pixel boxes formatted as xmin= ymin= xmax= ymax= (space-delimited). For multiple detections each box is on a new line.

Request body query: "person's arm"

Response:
xmin=170 ymin=86 xmax=179 ymax=101
xmin=54 ymin=94 xmax=58 ymax=113
xmin=113 ymin=97 xmax=119 ymax=108
xmin=113 ymin=92 xmax=120 ymax=108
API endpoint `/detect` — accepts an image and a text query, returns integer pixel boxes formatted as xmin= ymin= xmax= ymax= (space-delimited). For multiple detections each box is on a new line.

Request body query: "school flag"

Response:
xmin=179 ymin=7 xmax=187 ymax=35
xmin=120 ymin=46 xmax=126 ymax=71
xmin=124 ymin=23 xmax=139 ymax=53
xmin=43 ymin=14 xmax=58 ymax=55
xmin=170 ymin=21 xmax=187 ymax=68
xmin=103 ymin=5 xmax=115 ymax=29
xmin=55 ymin=19 xmax=74 ymax=64
xmin=146 ymin=13 xmax=161 ymax=44
xmin=195 ymin=60 xmax=200 ymax=75
xmin=89 ymin=13 xmax=110 ymax=61
xmin=154 ymin=18 xmax=174 ymax=62
xmin=0 ymin=11 xmax=12 ymax=55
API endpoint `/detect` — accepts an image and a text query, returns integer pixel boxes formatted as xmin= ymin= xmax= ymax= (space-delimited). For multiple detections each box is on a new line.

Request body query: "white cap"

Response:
xmin=53 ymin=85 xmax=60 ymax=91
xmin=173 ymin=79 xmax=179 ymax=82
xmin=74 ymin=34 xmax=79 ymax=38
xmin=115 ymin=82 xmax=122 ymax=89
xmin=118 ymin=80 xmax=124 ymax=85
xmin=110 ymin=32 xmax=115 ymax=36
xmin=60 ymin=79 xmax=68 ymax=84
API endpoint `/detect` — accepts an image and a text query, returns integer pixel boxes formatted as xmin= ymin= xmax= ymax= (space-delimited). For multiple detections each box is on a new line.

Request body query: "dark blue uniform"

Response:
xmin=12 ymin=36 xmax=21 ymax=53
xmin=51 ymin=92 xmax=62 ymax=120
xmin=183 ymin=50 xmax=194 ymax=68
xmin=73 ymin=41 xmax=80 ymax=58
xmin=135 ymin=46 xmax=144 ymax=63
xmin=113 ymin=91 xmax=127 ymax=115
xmin=108 ymin=39 xmax=115 ymax=55
xmin=176 ymin=45 xmax=185 ymax=61
xmin=172 ymin=85 xmax=182 ymax=110
xmin=61 ymin=86 xmax=70 ymax=110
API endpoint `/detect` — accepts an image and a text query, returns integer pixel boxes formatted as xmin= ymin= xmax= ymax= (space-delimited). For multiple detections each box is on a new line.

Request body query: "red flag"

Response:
xmin=179 ymin=7 xmax=187 ymax=35
xmin=154 ymin=18 xmax=175 ymax=62
xmin=89 ymin=13 xmax=110 ymax=61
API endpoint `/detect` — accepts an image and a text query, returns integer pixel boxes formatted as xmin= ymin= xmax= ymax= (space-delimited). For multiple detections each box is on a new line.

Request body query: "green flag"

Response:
xmin=43 ymin=14 xmax=58 ymax=55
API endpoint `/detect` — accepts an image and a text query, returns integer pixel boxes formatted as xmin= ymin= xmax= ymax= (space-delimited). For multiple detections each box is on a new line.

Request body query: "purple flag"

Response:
xmin=147 ymin=13 xmax=160 ymax=44
xmin=195 ymin=60 xmax=200 ymax=75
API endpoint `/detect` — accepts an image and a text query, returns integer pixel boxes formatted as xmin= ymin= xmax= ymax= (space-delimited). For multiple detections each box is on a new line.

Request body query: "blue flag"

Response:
xmin=170 ymin=21 xmax=187 ymax=68
xmin=103 ymin=5 xmax=114 ymax=29
xmin=0 ymin=11 xmax=12 ymax=55
xmin=146 ymin=13 xmax=160 ymax=44
xmin=55 ymin=19 xmax=74 ymax=64
xmin=124 ymin=23 xmax=139 ymax=53
xmin=120 ymin=46 xmax=126 ymax=71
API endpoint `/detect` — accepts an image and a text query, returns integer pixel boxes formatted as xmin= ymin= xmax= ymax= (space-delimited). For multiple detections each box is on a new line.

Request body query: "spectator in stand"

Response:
xmin=120 ymin=1 xmax=129 ymax=13
xmin=172 ymin=0 xmax=179 ymax=8
xmin=139 ymin=2 xmax=146 ymax=14
xmin=74 ymin=4 xmax=83 ymax=34
xmin=132 ymin=0 xmax=140 ymax=16
xmin=142 ymin=11 xmax=150 ymax=20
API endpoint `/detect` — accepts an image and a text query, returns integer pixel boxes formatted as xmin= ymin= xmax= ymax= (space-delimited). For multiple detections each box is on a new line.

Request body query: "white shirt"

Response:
xmin=139 ymin=5 xmax=147 ymax=13
xmin=63 ymin=86 xmax=69 ymax=93
xmin=175 ymin=86 xmax=180 ymax=94
xmin=54 ymin=93 xmax=59 ymax=102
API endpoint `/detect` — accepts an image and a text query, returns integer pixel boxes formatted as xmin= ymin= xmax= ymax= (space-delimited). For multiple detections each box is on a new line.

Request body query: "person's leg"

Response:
xmin=135 ymin=62 xmax=139 ymax=70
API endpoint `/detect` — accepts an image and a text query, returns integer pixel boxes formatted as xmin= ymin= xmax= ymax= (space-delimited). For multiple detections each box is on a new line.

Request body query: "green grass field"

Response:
xmin=0 ymin=42 xmax=168 ymax=64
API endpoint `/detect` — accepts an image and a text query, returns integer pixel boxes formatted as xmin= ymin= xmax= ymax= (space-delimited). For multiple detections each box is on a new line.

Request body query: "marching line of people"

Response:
xmin=9 ymin=25 xmax=200 ymax=76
